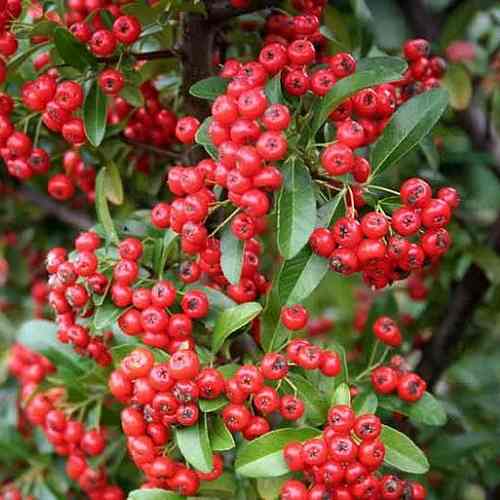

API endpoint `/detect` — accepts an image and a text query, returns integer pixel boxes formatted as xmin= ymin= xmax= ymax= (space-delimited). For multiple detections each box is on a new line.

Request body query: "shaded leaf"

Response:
xmin=211 ymin=302 xmax=262 ymax=352
xmin=210 ymin=415 xmax=235 ymax=452
xmin=220 ymin=225 xmax=244 ymax=285
xmin=95 ymin=167 xmax=119 ymax=244
xmin=54 ymin=27 xmax=96 ymax=71
xmin=441 ymin=63 xmax=472 ymax=110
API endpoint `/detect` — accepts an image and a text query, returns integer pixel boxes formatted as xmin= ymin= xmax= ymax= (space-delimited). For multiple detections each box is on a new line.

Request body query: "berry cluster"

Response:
xmin=371 ymin=356 xmax=426 ymax=403
xmin=46 ymin=233 xmax=116 ymax=366
xmin=151 ymin=158 xmax=271 ymax=304
xmin=8 ymin=344 xmax=124 ymax=500
xmin=109 ymin=347 xmax=218 ymax=495
xmin=281 ymin=404 xmax=426 ymax=499
xmin=310 ymin=178 xmax=459 ymax=289
xmin=116 ymin=82 xmax=179 ymax=151
xmin=70 ymin=14 xmax=141 ymax=58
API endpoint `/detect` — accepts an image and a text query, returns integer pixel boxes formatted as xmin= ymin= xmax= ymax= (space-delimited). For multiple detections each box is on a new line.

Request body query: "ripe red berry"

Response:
xmin=281 ymin=304 xmax=309 ymax=331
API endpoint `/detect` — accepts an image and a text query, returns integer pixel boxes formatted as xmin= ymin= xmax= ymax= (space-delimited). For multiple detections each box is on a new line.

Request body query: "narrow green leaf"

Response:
xmin=235 ymin=427 xmax=321 ymax=478
xmin=220 ymin=225 xmax=244 ymax=285
xmin=378 ymin=392 xmax=447 ymax=427
xmin=190 ymin=76 xmax=229 ymax=100
xmin=264 ymin=73 xmax=283 ymax=104
xmin=381 ymin=425 xmax=430 ymax=474
xmin=95 ymin=167 xmax=119 ymax=244
xmin=285 ymin=373 xmax=328 ymax=425
xmin=356 ymin=56 xmax=407 ymax=74
xmin=210 ymin=415 xmax=235 ymax=452
xmin=175 ymin=417 xmax=213 ymax=472
xmin=352 ymin=392 xmax=378 ymax=415
xmin=104 ymin=162 xmax=123 ymax=205
xmin=127 ymin=489 xmax=183 ymax=500
xmin=371 ymin=88 xmax=449 ymax=175
xmin=277 ymin=247 xmax=329 ymax=306
xmin=83 ymin=80 xmax=108 ymax=147
xmin=332 ymin=382 xmax=351 ymax=406
xmin=154 ymin=229 xmax=178 ymax=277
xmin=310 ymin=60 xmax=406 ymax=134
xmin=277 ymin=160 xmax=316 ymax=260
xmin=351 ymin=0 xmax=374 ymax=55
xmin=212 ymin=302 xmax=262 ymax=352
xmin=53 ymin=27 xmax=97 ymax=71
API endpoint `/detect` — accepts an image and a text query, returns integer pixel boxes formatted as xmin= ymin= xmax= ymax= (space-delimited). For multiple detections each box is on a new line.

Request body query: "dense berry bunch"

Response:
xmin=310 ymin=179 xmax=459 ymax=289
xmin=8 ymin=344 xmax=124 ymax=500
xmin=281 ymin=404 xmax=426 ymax=499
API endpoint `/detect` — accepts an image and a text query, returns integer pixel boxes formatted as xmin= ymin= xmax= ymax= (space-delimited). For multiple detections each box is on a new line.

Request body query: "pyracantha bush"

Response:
xmin=0 ymin=0 xmax=476 ymax=498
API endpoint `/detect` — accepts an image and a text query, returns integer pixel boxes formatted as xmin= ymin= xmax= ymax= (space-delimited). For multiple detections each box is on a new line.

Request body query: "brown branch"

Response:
xmin=16 ymin=186 xmax=93 ymax=230
xmin=206 ymin=0 xmax=281 ymax=23
xmin=131 ymin=49 xmax=180 ymax=60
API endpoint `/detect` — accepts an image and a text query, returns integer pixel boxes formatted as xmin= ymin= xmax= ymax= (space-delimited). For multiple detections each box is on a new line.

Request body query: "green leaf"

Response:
xmin=195 ymin=117 xmax=218 ymax=160
xmin=310 ymin=60 xmax=406 ymax=134
xmin=175 ymin=417 xmax=213 ymax=472
xmin=154 ymin=229 xmax=178 ymax=277
xmin=95 ymin=167 xmax=119 ymax=244
xmin=371 ymin=88 xmax=449 ymax=175
xmin=276 ymin=247 xmax=329 ymax=306
xmin=381 ymin=425 xmax=429 ymax=474
xmin=16 ymin=320 xmax=83 ymax=373
xmin=316 ymin=190 xmax=345 ymax=227
xmin=53 ymin=27 xmax=97 ymax=71
xmin=352 ymin=392 xmax=378 ymax=415
xmin=220 ymin=225 xmax=244 ymax=285
xmin=441 ymin=63 xmax=472 ymax=111
xmin=104 ymin=162 xmax=124 ymax=205
xmin=93 ymin=302 xmax=123 ymax=330
xmin=188 ymin=286 xmax=237 ymax=329
xmin=260 ymin=290 xmax=289 ymax=353
xmin=235 ymin=427 xmax=321 ymax=478
xmin=83 ymin=80 xmax=108 ymax=147
xmin=419 ymin=134 xmax=439 ymax=170
xmin=209 ymin=415 xmax=235 ymax=451
xmin=199 ymin=396 xmax=228 ymax=413
xmin=323 ymin=5 xmax=352 ymax=51
xmin=264 ymin=73 xmax=283 ymax=104
xmin=378 ymin=392 xmax=447 ymax=426
xmin=190 ymin=76 xmax=229 ymax=100
xmin=127 ymin=489 xmax=184 ymax=500
xmin=7 ymin=41 xmax=52 ymax=73
xmin=256 ymin=477 xmax=288 ymax=500
xmin=198 ymin=472 xmax=237 ymax=498
xmin=212 ymin=302 xmax=262 ymax=352
xmin=277 ymin=160 xmax=316 ymax=260
xmin=332 ymin=382 xmax=351 ymax=406
xmin=120 ymin=84 xmax=145 ymax=108
xmin=285 ymin=373 xmax=328 ymax=425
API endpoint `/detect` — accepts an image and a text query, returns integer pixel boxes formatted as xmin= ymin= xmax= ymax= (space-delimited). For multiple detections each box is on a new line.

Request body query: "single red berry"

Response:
xmin=281 ymin=304 xmax=309 ymax=331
